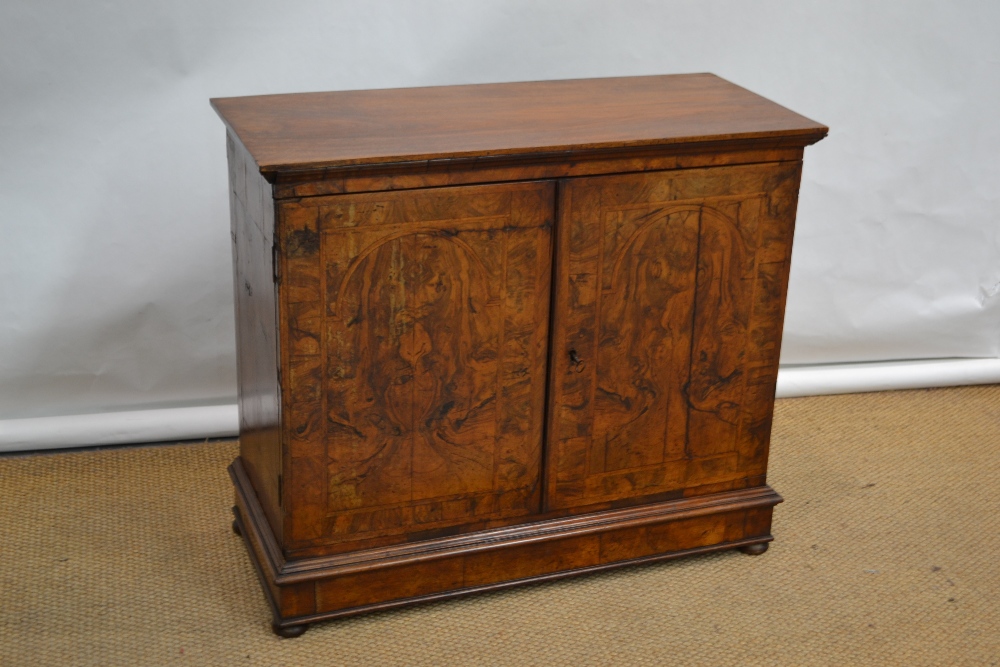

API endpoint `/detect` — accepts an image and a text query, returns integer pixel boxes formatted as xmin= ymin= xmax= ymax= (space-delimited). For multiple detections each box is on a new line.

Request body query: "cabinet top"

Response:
xmin=211 ymin=73 xmax=827 ymax=176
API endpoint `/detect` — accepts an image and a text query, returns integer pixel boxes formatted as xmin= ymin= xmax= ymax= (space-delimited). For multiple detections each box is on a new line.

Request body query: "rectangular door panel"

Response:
xmin=547 ymin=163 xmax=802 ymax=511
xmin=279 ymin=182 xmax=554 ymax=548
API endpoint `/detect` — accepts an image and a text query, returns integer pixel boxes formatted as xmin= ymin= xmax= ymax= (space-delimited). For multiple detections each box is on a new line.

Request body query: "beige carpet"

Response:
xmin=1 ymin=386 xmax=998 ymax=666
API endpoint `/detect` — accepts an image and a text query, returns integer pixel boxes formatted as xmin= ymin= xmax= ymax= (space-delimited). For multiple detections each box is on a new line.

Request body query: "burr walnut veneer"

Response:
xmin=211 ymin=74 xmax=827 ymax=637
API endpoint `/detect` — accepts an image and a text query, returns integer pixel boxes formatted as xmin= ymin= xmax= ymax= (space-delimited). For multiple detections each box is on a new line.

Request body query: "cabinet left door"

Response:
xmin=277 ymin=182 xmax=555 ymax=554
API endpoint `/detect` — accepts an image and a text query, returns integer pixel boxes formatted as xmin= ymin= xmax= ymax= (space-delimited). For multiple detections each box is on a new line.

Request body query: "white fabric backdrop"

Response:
xmin=2 ymin=0 xmax=998 ymax=450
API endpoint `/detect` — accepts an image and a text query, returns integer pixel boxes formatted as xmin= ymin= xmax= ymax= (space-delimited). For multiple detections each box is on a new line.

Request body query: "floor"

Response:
xmin=1 ymin=385 xmax=998 ymax=666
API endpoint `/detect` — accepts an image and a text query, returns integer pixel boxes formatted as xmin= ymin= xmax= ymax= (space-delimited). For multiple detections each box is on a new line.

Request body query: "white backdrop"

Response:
xmin=2 ymin=0 xmax=999 ymax=450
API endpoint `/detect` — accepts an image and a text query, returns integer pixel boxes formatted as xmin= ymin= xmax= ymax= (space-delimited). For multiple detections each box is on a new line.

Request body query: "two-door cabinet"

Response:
xmin=211 ymin=74 xmax=827 ymax=637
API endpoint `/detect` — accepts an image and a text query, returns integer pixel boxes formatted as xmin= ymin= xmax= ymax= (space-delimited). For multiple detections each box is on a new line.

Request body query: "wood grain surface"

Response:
xmin=228 ymin=135 xmax=283 ymax=540
xmin=270 ymin=143 xmax=806 ymax=199
xmin=546 ymin=162 xmax=802 ymax=511
xmin=211 ymin=74 xmax=826 ymax=176
xmin=278 ymin=182 xmax=554 ymax=552
xmin=218 ymin=73 xmax=825 ymax=634
xmin=231 ymin=456 xmax=780 ymax=625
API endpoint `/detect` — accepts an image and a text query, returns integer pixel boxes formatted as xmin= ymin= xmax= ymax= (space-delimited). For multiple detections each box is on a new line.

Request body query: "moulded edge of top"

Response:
xmin=210 ymin=73 xmax=828 ymax=179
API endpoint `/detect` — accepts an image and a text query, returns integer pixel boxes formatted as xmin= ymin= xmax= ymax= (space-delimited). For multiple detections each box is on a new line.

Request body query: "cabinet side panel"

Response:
xmin=732 ymin=161 xmax=803 ymax=476
xmin=229 ymin=133 xmax=283 ymax=540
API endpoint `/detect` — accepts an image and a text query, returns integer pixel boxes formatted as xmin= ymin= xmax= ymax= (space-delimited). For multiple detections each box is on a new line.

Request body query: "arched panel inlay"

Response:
xmin=548 ymin=168 xmax=772 ymax=511
xmin=327 ymin=231 xmax=500 ymax=510
xmin=333 ymin=228 xmax=492 ymax=318
xmin=279 ymin=180 xmax=553 ymax=547
xmin=592 ymin=205 xmax=707 ymax=473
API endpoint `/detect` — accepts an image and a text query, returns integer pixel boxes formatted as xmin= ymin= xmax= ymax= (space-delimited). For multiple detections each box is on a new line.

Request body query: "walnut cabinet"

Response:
xmin=211 ymin=74 xmax=827 ymax=637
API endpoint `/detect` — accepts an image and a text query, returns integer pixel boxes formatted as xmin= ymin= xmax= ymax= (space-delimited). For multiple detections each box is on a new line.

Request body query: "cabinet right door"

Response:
xmin=545 ymin=162 xmax=803 ymax=511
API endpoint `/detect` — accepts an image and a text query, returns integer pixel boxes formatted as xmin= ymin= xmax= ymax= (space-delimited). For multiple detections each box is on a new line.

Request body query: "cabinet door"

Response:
xmin=546 ymin=163 xmax=802 ymax=511
xmin=279 ymin=182 xmax=553 ymax=550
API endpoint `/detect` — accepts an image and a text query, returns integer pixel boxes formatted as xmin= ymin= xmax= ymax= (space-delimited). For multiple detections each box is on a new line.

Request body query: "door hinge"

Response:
xmin=272 ymin=243 xmax=281 ymax=284
xmin=277 ymin=474 xmax=283 ymax=506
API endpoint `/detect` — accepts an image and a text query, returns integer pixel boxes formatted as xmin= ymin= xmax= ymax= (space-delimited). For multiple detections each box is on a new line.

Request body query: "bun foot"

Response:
xmin=272 ymin=622 xmax=308 ymax=638
xmin=232 ymin=518 xmax=242 ymax=537
xmin=739 ymin=542 xmax=769 ymax=556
